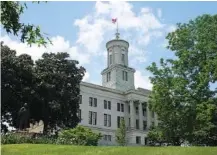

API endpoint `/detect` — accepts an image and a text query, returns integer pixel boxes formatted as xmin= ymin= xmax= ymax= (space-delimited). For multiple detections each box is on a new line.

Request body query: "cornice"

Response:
xmin=101 ymin=64 xmax=135 ymax=75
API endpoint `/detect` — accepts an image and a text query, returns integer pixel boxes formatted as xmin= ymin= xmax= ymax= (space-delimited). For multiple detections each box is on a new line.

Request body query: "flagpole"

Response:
xmin=117 ymin=21 xmax=118 ymax=34
xmin=116 ymin=19 xmax=120 ymax=39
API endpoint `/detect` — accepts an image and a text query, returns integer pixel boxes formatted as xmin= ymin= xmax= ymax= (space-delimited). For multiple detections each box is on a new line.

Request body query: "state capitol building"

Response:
xmin=78 ymin=32 xmax=158 ymax=145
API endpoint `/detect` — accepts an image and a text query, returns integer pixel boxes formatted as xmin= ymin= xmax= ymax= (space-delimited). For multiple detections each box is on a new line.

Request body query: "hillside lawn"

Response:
xmin=1 ymin=144 xmax=217 ymax=155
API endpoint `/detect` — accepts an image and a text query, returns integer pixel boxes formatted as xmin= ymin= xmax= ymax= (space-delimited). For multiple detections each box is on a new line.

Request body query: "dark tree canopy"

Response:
xmin=34 ymin=52 xmax=85 ymax=133
xmin=1 ymin=42 xmax=35 ymax=127
xmin=147 ymin=14 xmax=217 ymax=146
xmin=1 ymin=42 xmax=85 ymax=134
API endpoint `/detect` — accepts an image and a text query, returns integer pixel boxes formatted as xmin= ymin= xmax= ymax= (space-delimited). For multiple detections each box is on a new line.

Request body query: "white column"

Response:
xmin=139 ymin=102 xmax=143 ymax=130
xmin=146 ymin=103 xmax=151 ymax=129
xmin=130 ymin=100 xmax=135 ymax=128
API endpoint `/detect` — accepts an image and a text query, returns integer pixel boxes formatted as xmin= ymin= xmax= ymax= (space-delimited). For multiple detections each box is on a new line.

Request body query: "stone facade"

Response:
xmin=79 ymin=36 xmax=157 ymax=145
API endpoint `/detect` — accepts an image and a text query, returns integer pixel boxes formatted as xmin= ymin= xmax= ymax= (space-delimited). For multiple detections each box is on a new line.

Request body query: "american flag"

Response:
xmin=112 ymin=18 xmax=117 ymax=24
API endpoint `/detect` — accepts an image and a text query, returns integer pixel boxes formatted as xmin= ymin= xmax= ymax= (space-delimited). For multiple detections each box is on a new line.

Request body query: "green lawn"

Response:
xmin=1 ymin=144 xmax=217 ymax=155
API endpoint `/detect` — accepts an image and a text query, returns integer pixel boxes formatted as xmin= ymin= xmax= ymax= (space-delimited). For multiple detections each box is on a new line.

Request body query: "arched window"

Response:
xmin=122 ymin=54 xmax=125 ymax=63
xmin=109 ymin=54 xmax=112 ymax=65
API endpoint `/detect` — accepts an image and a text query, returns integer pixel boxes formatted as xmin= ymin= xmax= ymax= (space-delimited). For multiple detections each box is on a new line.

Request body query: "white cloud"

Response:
xmin=135 ymin=71 xmax=152 ymax=90
xmin=74 ymin=1 xmax=165 ymax=63
xmin=167 ymin=25 xmax=177 ymax=33
xmin=82 ymin=72 xmax=90 ymax=82
xmin=0 ymin=35 xmax=90 ymax=65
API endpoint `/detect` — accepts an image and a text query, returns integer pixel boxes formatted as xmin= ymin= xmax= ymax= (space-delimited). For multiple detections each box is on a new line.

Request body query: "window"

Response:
xmin=136 ymin=107 xmax=139 ymax=114
xmin=89 ymin=111 xmax=92 ymax=124
xmin=93 ymin=112 xmax=97 ymax=125
xmin=79 ymin=95 xmax=82 ymax=104
xmin=136 ymin=136 xmax=141 ymax=144
xmin=89 ymin=111 xmax=97 ymax=125
xmin=118 ymin=103 xmax=124 ymax=112
xmin=108 ymin=135 xmax=112 ymax=141
xmin=103 ymin=135 xmax=107 ymax=141
xmin=89 ymin=97 xmax=93 ymax=106
xmin=94 ymin=98 xmax=97 ymax=107
xmin=104 ymin=135 xmax=112 ymax=141
xmin=122 ymin=71 xmax=128 ymax=81
xmin=143 ymin=108 xmax=146 ymax=116
xmin=108 ymin=101 xmax=111 ymax=110
xmin=122 ymin=54 xmax=125 ymax=63
xmin=104 ymin=100 xmax=111 ymax=110
xmin=90 ymin=97 xmax=97 ymax=107
xmin=104 ymin=100 xmax=107 ymax=109
xmin=128 ymin=105 xmax=130 ymax=113
xmin=117 ymin=116 xmax=120 ymax=128
xmin=117 ymin=116 xmax=124 ymax=128
xmin=108 ymin=115 xmax=111 ymax=127
xmin=121 ymin=104 xmax=124 ymax=112
xmin=109 ymin=54 xmax=112 ymax=65
xmin=144 ymin=137 xmax=148 ymax=145
xmin=107 ymin=72 xmax=111 ymax=82
xmin=117 ymin=103 xmax=120 ymax=111
xmin=78 ymin=109 xmax=81 ymax=122
xmin=136 ymin=119 xmax=139 ymax=129
xmin=143 ymin=121 xmax=147 ymax=130
xmin=104 ymin=114 xmax=107 ymax=126
xmin=152 ymin=121 xmax=155 ymax=127
xmin=104 ymin=114 xmax=111 ymax=127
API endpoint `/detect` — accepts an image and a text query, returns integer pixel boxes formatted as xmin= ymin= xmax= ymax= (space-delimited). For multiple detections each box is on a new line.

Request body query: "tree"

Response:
xmin=34 ymin=52 xmax=85 ymax=133
xmin=0 ymin=1 xmax=51 ymax=46
xmin=1 ymin=42 xmax=35 ymax=128
xmin=116 ymin=118 xmax=126 ymax=146
xmin=1 ymin=43 xmax=86 ymax=134
xmin=147 ymin=14 xmax=217 ymax=146
xmin=147 ymin=126 xmax=165 ymax=146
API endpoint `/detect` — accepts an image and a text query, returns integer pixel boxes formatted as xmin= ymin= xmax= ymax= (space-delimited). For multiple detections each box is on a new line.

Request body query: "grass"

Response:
xmin=1 ymin=144 xmax=217 ymax=155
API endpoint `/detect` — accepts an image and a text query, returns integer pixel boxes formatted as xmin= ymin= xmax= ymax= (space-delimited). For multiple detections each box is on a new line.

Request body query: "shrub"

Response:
xmin=57 ymin=125 xmax=102 ymax=146
xmin=1 ymin=133 xmax=57 ymax=144
xmin=115 ymin=118 xmax=126 ymax=146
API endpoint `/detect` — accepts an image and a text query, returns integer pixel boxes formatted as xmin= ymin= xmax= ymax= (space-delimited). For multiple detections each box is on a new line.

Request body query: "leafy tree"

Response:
xmin=1 ymin=43 xmax=86 ymax=134
xmin=34 ymin=52 xmax=85 ymax=133
xmin=147 ymin=126 xmax=165 ymax=146
xmin=0 ymin=1 xmax=51 ymax=46
xmin=116 ymin=118 xmax=126 ymax=146
xmin=147 ymin=14 xmax=217 ymax=146
xmin=1 ymin=42 xmax=35 ymax=128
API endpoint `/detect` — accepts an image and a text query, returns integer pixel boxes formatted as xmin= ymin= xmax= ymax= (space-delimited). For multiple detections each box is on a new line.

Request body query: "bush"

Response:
xmin=1 ymin=133 xmax=57 ymax=144
xmin=57 ymin=125 xmax=102 ymax=146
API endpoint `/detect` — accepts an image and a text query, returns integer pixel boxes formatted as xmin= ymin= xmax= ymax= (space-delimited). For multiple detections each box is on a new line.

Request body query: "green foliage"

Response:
xmin=1 ymin=133 xmax=56 ymax=144
xmin=115 ymin=118 xmax=126 ymax=146
xmin=147 ymin=14 xmax=217 ymax=146
xmin=1 ymin=42 xmax=35 ymax=127
xmin=0 ymin=1 xmax=51 ymax=47
xmin=1 ymin=43 xmax=85 ymax=134
xmin=34 ymin=52 xmax=85 ymax=133
xmin=57 ymin=125 xmax=102 ymax=146
xmin=147 ymin=126 xmax=165 ymax=146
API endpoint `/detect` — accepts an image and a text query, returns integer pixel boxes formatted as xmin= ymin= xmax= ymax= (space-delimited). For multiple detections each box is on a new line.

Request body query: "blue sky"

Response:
xmin=1 ymin=1 xmax=217 ymax=90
